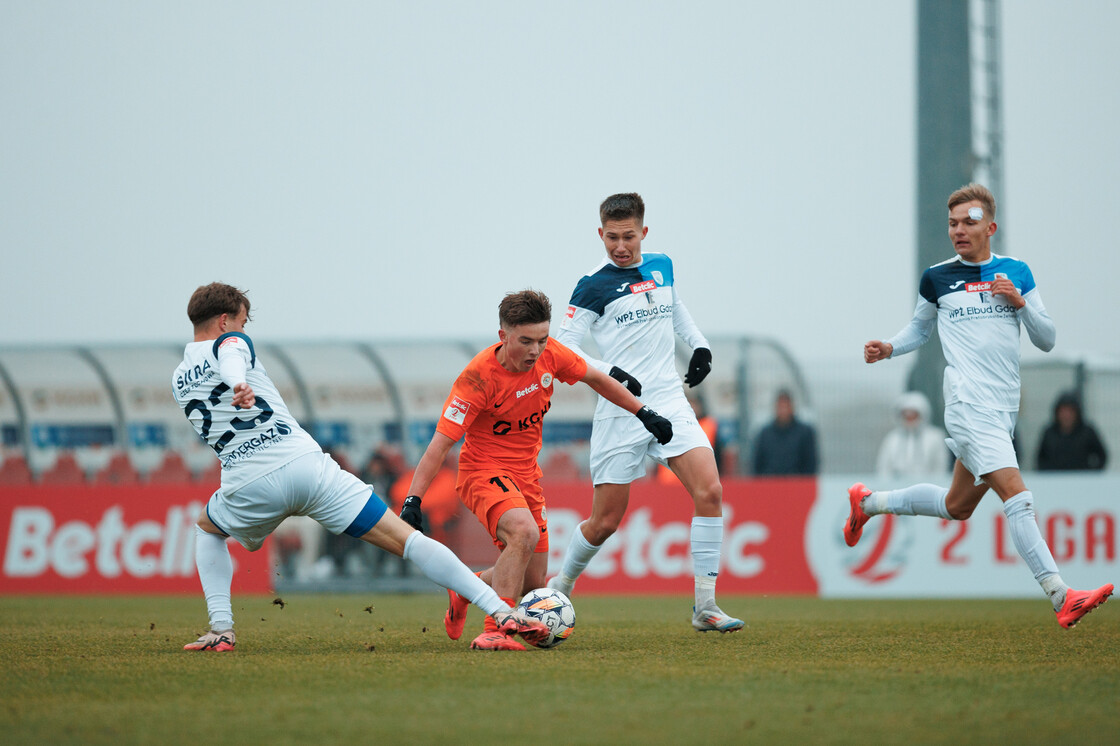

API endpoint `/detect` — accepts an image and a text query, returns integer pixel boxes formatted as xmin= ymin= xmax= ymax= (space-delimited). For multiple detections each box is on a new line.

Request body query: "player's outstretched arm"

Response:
xmin=864 ymin=340 xmax=894 ymax=364
xmin=583 ymin=367 xmax=672 ymax=444
xmin=399 ymin=432 xmax=457 ymax=532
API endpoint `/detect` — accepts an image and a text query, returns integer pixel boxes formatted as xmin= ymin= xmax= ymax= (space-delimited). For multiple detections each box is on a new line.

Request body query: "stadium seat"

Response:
xmin=39 ymin=452 xmax=88 ymax=485
xmin=93 ymin=451 xmax=140 ymax=485
xmin=0 ymin=453 xmax=33 ymax=485
xmin=147 ymin=451 xmax=193 ymax=484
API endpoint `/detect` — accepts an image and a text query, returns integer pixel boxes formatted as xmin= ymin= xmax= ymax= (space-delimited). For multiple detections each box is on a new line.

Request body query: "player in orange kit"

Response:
xmin=399 ymin=289 xmax=672 ymax=650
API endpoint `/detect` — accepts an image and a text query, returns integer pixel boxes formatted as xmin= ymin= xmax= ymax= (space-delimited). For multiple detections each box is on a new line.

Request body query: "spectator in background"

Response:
xmin=752 ymin=389 xmax=818 ymax=476
xmin=1037 ymin=392 xmax=1108 ymax=471
xmin=875 ymin=391 xmax=951 ymax=478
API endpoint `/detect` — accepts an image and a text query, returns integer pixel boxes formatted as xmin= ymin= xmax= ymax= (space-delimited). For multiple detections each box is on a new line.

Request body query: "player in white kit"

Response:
xmin=846 ymin=184 xmax=1112 ymax=628
xmin=174 ymin=283 xmax=547 ymax=650
xmin=547 ymin=193 xmax=743 ymax=633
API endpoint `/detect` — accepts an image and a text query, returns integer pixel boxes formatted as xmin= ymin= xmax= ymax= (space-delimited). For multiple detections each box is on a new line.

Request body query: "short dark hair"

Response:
xmin=947 ymin=183 xmax=996 ymax=220
xmin=188 ymin=283 xmax=251 ymax=328
xmin=599 ymin=193 xmax=645 ymax=225
xmin=498 ymin=289 xmax=551 ymax=329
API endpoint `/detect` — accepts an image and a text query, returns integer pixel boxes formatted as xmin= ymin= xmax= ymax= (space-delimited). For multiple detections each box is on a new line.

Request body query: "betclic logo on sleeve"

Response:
xmin=443 ymin=397 xmax=471 ymax=425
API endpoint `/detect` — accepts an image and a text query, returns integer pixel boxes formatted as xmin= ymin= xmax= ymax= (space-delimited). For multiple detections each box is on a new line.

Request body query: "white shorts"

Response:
xmin=206 ymin=451 xmax=386 ymax=552
xmin=943 ymin=401 xmax=1019 ymax=485
xmin=589 ymin=396 xmax=713 ymax=485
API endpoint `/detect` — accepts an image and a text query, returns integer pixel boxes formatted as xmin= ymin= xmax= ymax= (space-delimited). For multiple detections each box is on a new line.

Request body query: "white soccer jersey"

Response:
xmin=557 ymin=252 xmax=708 ymax=419
xmin=172 ymin=332 xmax=319 ymax=490
xmin=886 ymin=254 xmax=1056 ymax=412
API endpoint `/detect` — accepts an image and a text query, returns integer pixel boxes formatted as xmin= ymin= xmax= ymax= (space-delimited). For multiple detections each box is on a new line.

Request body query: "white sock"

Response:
xmin=691 ymin=516 xmax=723 ymax=609
xmin=402 ymin=532 xmax=505 ymax=616
xmin=554 ymin=522 xmax=602 ymax=594
xmin=1002 ymin=492 xmax=1067 ymax=609
xmin=867 ymin=484 xmax=951 ymax=519
xmin=194 ymin=525 xmax=234 ymax=631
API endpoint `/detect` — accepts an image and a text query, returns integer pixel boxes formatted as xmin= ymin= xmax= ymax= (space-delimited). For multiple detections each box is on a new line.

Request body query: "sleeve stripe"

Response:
xmin=212 ymin=332 xmax=256 ymax=367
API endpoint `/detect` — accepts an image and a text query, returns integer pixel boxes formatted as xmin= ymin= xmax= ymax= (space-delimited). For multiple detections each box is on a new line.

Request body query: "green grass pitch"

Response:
xmin=2 ymin=594 xmax=1115 ymax=745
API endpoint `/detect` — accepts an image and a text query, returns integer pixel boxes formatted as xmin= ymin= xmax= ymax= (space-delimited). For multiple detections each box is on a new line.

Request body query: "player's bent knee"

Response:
xmin=691 ymin=483 xmax=722 ymax=512
xmin=947 ymin=506 xmax=974 ymax=521
xmin=585 ymin=516 xmax=620 ymax=544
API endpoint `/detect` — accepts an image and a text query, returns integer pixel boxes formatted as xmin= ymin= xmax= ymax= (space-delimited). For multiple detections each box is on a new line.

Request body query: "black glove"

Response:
xmin=400 ymin=495 xmax=424 ymax=532
xmin=609 ymin=366 xmax=642 ymax=396
xmin=636 ymin=405 xmax=673 ymax=445
xmin=684 ymin=347 xmax=712 ymax=388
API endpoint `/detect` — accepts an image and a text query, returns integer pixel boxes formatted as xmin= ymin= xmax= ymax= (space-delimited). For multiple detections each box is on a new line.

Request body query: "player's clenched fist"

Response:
xmin=232 ymin=382 xmax=256 ymax=409
xmin=864 ymin=340 xmax=893 ymax=364
xmin=989 ymin=276 xmax=1025 ymax=308
xmin=636 ymin=405 xmax=673 ymax=444
xmin=399 ymin=495 xmax=425 ymax=532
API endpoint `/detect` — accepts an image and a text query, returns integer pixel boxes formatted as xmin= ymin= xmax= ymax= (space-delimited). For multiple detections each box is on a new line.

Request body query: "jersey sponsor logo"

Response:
xmin=540 ymin=372 xmax=553 ymax=388
xmin=444 ymin=397 xmax=470 ymax=425
xmin=219 ymin=337 xmax=243 ymax=350
xmin=219 ymin=420 xmax=293 ymax=467
xmin=561 ymin=305 xmax=575 ymax=328
xmin=490 ymin=402 xmax=552 ymax=435
xmin=613 ymin=303 xmax=674 ymax=326
xmin=629 ymin=280 xmax=656 ymax=294
xmin=175 ymin=361 xmax=213 ymax=392
xmin=966 ymin=281 xmax=992 ymax=293
xmin=516 ymin=383 xmax=539 ymax=399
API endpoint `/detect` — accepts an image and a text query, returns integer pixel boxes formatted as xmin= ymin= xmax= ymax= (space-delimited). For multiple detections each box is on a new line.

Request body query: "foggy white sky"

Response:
xmin=2 ymin=1 xmax=1118 ymax=375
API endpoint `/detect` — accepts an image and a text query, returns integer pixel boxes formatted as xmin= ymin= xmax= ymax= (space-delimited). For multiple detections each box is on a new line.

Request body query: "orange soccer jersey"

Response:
xmin=435 ymin=338 xmax=588 ymax=482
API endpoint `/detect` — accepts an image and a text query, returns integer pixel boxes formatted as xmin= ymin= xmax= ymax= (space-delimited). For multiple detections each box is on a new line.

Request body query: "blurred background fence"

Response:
xmin=2 ymin=339 xmax=1115 ymax=588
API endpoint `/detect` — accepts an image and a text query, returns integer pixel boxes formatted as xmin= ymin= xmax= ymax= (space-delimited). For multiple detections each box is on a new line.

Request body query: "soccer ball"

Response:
xmin=517 ymin=587 xmax=575 ymax=648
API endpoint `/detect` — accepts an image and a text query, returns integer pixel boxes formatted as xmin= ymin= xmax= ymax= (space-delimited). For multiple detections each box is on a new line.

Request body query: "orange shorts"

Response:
xmin=457 ymin=470 xmax=548 ymax=552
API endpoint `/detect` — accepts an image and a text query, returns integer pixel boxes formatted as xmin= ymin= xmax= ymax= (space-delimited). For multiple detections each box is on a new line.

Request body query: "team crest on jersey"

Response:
xmin=540 ymin=372 xmax=553 ymax=388
xmin=630 ymin=280 xmax=656 ymax=294
xmin=651 ymin=270 xmax=663 ymax=285
xmin=444 ymin=396 xmax=470 ymax=425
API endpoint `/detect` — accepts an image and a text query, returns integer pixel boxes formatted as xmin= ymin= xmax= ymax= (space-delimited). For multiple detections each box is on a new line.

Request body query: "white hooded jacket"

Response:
xmin=875 ymin=392 xmax=951 ymax=478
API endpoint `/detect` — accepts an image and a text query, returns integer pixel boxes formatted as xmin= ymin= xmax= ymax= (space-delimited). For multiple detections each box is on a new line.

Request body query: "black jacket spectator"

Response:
xmin=1037 ymin=392 xmax=1108 ymax=471
xmin=752 ymin=390 xmax=819 ymax=475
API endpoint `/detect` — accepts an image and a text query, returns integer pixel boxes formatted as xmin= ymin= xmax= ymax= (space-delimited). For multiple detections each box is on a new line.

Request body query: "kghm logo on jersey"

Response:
xmin=444 ymin=396 xmax=470 ymax=425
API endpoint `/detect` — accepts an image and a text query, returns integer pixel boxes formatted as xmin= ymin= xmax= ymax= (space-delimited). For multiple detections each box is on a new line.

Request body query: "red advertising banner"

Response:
xmin=541 ymin=477 xmax=818 ymax=594
xmin=1 ymin=484 xmax=272 ymax=594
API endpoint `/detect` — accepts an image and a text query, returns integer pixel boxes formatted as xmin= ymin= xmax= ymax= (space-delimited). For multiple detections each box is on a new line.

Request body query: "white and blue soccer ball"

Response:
xmin=517 ymin=587 xmax=576 ymax=648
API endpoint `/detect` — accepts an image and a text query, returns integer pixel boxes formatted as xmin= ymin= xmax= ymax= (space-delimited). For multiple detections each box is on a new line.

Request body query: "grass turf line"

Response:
xmin=1 ymin=594 xmax=1115 ymax=745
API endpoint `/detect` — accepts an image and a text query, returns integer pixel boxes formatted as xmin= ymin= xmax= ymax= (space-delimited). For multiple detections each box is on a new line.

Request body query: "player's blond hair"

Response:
xmin=499 ymin=289 xmax=551 ymax=328
xmin=948 ymin=183 xmax=996 ymax=220
xmin=188 ymin=283 xmax=251 ymax=329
